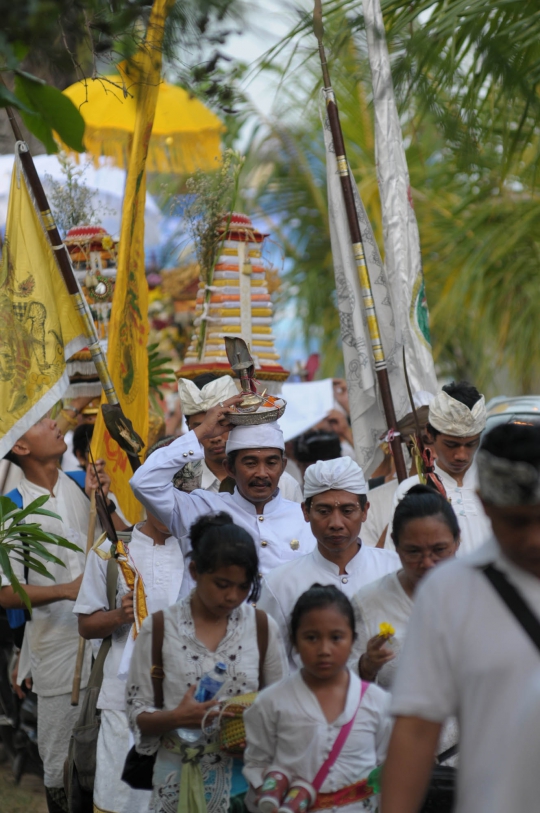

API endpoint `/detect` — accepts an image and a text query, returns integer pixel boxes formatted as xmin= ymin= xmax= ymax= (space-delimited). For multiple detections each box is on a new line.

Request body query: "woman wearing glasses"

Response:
xmin=353 ymin=484 xmax=460 ymax=689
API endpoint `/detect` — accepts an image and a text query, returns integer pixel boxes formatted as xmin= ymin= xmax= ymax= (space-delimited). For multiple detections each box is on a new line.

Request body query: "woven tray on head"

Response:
xmin=219 ymin=692 xmax=258 ymax=755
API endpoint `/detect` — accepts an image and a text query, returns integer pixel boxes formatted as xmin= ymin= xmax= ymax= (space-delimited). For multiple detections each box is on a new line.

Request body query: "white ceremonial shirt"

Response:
xmin=352 ymin=570 xmax=413 ymax=689
xmin=390 ymin=537 xmax=540 ymax=813
xmin=130 ymin=430 xmax=316 ymax=575
xmin=389 ymin=459 xmax=492 ymax=556
xmin=73 ymin=524 xmax=184 ymax=710
xmin=201 ymin=459 xmax=303 ymax=502
xmin=243 ymin=669 xmax=391 ymax=813
xmin=0 ymin=471 xmax=94 ymax=696
xmin=362 ymin=480 xmax=398 ymax=548
xmin=258 ymin=543 xmax=400 ymax=667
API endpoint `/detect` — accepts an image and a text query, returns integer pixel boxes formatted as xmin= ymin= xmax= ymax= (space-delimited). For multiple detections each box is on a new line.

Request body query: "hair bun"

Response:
xmin=189 ymin=511 xmax=234 ymax=551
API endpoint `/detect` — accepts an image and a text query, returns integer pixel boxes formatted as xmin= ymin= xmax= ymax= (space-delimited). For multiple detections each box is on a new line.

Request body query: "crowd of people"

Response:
xmin=1 ymin=373 xmax=539 ymax=813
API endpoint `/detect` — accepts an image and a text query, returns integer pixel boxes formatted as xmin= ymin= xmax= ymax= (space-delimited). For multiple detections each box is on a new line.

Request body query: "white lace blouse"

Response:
xmin=126 ymin=596 xmax=287 ymax=813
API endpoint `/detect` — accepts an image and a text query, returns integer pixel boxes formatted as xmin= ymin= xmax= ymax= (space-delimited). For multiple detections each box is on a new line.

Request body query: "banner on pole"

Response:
xmin=0 ymin=154 xmax=86 ymax=459
xmin=363 ymin=0 xmax=438 ymax=395
xmin=322 ymin=94 xmax=409 ymax=476
xmin=91 ymin=0 xmax=174 ymax=523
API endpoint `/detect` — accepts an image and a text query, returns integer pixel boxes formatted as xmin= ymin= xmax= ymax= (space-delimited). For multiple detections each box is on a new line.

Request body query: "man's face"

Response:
xmin=12 ymin=416 xmax=67 ymax=462
xmin=188 ymin=412 xmax=229 ymax=465
xmin=224 ymin=448 xmax=285 ymax=504
xmin=302 ymin=490 xmax=368 ymax=556
xmin=481 ymin=500 xmax=540 ymax=578
xmin=430 ymin=432 xmax=481 ymax=477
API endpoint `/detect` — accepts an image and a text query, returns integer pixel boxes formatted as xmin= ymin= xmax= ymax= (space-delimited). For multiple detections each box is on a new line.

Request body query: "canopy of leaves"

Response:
xmin=244 ymin=1 xmax=540 ymax=395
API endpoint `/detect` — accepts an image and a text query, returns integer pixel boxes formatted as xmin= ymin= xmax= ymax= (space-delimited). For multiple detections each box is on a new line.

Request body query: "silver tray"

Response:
xmin=226 ymin=402 xmax=286 ymax=426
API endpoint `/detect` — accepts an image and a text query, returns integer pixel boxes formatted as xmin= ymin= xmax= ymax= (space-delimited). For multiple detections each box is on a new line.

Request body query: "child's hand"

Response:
xmin=359 ymin=634 xmax=395 ymax=681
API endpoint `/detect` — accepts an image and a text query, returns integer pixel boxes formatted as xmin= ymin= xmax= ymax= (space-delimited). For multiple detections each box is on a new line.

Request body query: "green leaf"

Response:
xmin=0 ymin=84 xmax=33 ymax=113
xmin=14 ymin=73 xmax=85 ymax=153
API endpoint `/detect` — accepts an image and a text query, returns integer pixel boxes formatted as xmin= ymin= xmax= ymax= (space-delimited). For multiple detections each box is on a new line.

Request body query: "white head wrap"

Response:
xmin=225 ymin=421 xmax=285 ymax=454
xmin=303 ymin=456 xmax=367 ymax=499
xmin=178 ymin=375 xmax=238 ymax=417
xmin=428 ymin=391 xmax=486 ymax=437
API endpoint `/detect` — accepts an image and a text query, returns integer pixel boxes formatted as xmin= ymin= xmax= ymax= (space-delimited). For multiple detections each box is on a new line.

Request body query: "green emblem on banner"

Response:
xmin=410 ymin=273 xmax=432 ymax=348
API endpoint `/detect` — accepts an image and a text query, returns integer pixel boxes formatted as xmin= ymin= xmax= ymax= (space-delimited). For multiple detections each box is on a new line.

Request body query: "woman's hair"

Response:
xmin=189 ymin=512 xmax=261 ymax=602
xmin=290 ymin=584 xmax=356 ymax=644
xmin=392 ymin=484 xmax=460 ymax=545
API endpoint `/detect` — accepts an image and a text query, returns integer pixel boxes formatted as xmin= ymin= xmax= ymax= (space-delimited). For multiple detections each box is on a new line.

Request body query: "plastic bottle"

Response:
xmin=177 ymin=662 xmax=228 ymax=744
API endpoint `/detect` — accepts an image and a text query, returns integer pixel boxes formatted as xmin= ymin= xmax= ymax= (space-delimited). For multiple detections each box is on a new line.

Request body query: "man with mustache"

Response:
xmin=257 ymin=457 xmax=400 ymax=668
xmin=130 ymin=397 xmax=316 ymax=578
xmin=178 ymin=373 xmax=302 ymax=501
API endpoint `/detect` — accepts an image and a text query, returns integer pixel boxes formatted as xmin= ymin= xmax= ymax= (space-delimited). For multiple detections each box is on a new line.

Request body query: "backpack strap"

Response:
xmin=479 ymin=563 xmax=540 ymax=653
xmin=151 ymin=610 xmax=165 ymax=709
xmin=255 ymin=608 xmax=269 ymax=691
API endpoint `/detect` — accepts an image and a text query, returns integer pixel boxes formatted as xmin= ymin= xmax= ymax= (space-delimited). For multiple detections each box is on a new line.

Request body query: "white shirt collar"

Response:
xmin=201 ymin=460 xmax=220 ymax=491
xmin=231 ymin=486 xmax=283 ymax=515
xmin=435 ymin=457 xmax=479 ymax=489
xmin=311 ymin=542 xmax=364 ymax=575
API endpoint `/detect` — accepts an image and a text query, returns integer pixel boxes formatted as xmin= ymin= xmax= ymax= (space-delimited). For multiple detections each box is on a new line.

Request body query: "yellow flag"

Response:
xmin=0 ymin=157 xmax=86 ymax=458
xmin=91 ymin=0 xmax=174 ymax=524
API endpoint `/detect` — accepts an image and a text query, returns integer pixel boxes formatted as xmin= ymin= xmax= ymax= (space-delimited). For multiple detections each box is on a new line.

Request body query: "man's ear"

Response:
xmin=11 ymin=438 xmax=30 ymax=458
xmin=223 ymin=457 xmax=237 ymax=481
xmin=301 ymin=501 xmax=310 ymax=523
xmin=361 ymin=501 xmax=370 ymax=522
xmin=281 ymin=455 xmax=287 ymax=475
xmin=188 ymin=560 xmax=198 ymax=581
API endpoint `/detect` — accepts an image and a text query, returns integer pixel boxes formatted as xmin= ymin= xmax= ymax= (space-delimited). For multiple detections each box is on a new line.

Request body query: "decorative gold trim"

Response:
xmin=40 ymin=208 xmax=56 ymax=230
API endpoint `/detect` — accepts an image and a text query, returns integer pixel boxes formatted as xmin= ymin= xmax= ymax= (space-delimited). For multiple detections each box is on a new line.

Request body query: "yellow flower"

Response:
xmin=101 ymin=235 xmax=113 ymax=250
xmin=379 ymin=622 xmax=395 ymax=639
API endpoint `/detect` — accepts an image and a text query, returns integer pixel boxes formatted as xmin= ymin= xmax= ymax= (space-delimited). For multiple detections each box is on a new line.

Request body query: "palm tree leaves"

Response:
xmin=0 ymin=494 xmax=81 ymax=611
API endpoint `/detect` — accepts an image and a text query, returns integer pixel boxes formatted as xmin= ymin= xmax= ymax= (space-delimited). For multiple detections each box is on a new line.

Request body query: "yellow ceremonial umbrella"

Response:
xmin=61 ymin=72 xmax=224 ymax=174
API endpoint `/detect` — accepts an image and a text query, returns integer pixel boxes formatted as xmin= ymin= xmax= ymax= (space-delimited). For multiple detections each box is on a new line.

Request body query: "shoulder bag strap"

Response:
xmin=312 ymin=680 xmax=370 ymax=792
xmin=255 ymin=608 xmax=269 ymax=690
xmin=151 ymin=610 xmax=165 ymax=709
xmin=84 ymin=556 xmax=120 ymax=691
xmin=480 ymin=563 xmax=540 ymax=653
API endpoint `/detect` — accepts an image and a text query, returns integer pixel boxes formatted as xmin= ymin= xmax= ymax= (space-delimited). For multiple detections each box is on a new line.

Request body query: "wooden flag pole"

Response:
xmin=313 ymin=0 xmax=407 ymax=482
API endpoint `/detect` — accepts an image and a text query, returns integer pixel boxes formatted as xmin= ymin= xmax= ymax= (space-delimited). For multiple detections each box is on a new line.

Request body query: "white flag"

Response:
xmin=322 ymin=93 xmax=409 ymax=476
xmin=363 ymin=0 xmax=438 ymax=395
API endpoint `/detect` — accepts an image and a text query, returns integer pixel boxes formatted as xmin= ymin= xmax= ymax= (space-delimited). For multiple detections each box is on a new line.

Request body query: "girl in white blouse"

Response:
xmin=243 ymin=585 xmax=391 ymax=813
xmin=126 ymin=512 xmax=287 ymax=813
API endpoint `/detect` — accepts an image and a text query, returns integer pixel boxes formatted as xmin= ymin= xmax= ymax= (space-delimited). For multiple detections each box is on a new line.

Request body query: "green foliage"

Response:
xmin=248 ymin=1 xmax=540 ymax=395
xmin=0 ymin=494 xmax=82 ymax=612
xmin=148 ymin=342 xmax=176 ymax=403
xmin=14 ymin=73 xmax=85 ymax=153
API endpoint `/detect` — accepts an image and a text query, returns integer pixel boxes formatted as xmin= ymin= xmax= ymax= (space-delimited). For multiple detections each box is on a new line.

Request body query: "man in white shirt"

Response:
xmin=258 ymin=457 xmax=400 ymax=667
xmin=389 ymin=381 xmax=492 ymax=555
xmin=178 ymin=373 xmax=303 ymax=501
xmin=381 ymin=422 xmax=540 ymax=813
xmin=130 ymin=397 xmax=316 ymax=577
xmin=74 ymin=466 xmax=184 ymax=813
xmin=0 ymin=413 xmax=116 ymax=813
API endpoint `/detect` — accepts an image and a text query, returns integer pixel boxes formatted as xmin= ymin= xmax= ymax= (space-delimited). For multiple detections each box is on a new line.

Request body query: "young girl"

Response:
xmin=243 ymin=585 xmax=391 ymax=813
xmin=126 ymin=512 xmax=287 ymax=813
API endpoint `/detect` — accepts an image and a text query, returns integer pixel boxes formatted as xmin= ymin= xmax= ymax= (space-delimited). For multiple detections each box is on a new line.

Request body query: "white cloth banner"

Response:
xmin=322 ymin=92 xmax=409 ymax=476
xmin=363 ymin=0 xmax=438 ymax=395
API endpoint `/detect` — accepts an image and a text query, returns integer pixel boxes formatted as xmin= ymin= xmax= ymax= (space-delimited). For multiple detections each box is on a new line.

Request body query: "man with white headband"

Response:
xmin=389 ymin=380 xmax=492 ymax=555
xmin=382 ymin=423 xmax=540 ymax=813
xmin=178 ymin=374 xmax=302 ymax=501
xmin=130 ymin=395 xmax=316 ymax=577
xmin=258 ymin=457 xmax=400 ymax=668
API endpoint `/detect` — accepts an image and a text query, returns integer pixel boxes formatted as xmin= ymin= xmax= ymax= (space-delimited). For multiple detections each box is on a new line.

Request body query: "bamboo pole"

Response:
xmin=313 ymin=0 xmax=407 ymax=482
xmin=71 ymin=490 xmax=97 ymax=706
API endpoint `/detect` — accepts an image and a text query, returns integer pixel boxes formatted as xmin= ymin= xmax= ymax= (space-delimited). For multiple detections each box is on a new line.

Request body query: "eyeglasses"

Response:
xmin=399 ymin=546 xmax=453 ymax=563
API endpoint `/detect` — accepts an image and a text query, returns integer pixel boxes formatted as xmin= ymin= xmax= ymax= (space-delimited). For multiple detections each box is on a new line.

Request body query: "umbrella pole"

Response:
xmin=313 ymin=0 xmax=407 ymax=482
xmin=3 ymin=103 xmax=142 ymax=473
